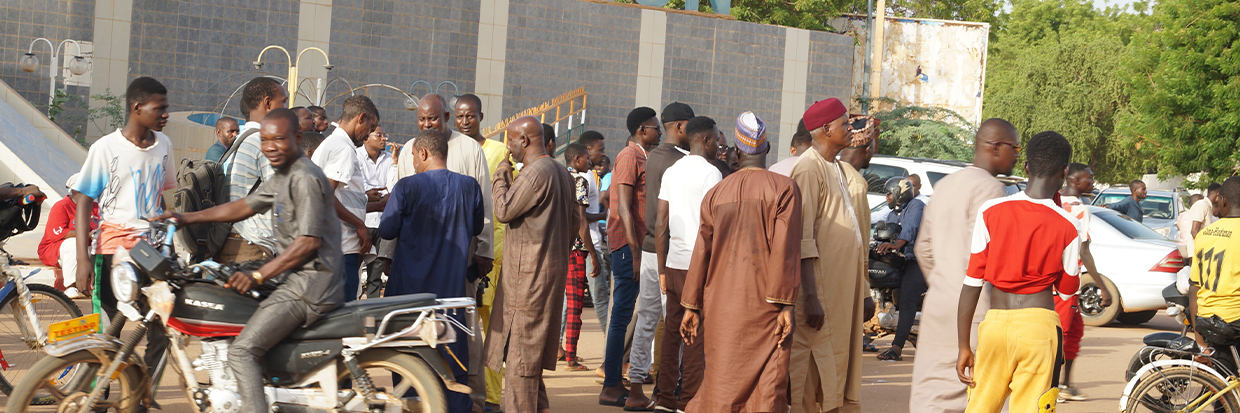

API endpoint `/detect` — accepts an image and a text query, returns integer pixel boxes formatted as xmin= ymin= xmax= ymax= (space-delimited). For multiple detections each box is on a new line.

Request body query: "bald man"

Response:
xmin=206 ymin=116 xmax=239 ymax=162
xmin=909 ymin=118 xmax=1020 ymax=413
xmin=397 ymin=93 xmax=495 ymax=409
xmin=485 ymin=116 xmax=578 ymax=413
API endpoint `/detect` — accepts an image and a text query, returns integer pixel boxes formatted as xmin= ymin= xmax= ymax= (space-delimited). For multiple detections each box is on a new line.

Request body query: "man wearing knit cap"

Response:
xmin=680 ymin=111 xmax=803 ymax=412
xmin=790 ymin=98 xmax=867 ymax=413
xmin=601 ymin=106 xmax=664 ymax=408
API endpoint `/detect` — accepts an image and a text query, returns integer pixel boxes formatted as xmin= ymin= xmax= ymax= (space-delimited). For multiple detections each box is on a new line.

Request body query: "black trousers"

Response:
xmin=892 ymin=260 xmax=927 ymax=349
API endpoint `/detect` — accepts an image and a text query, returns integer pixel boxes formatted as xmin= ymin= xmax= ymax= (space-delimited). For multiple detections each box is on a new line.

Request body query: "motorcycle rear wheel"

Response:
xmin=1124 ymin=365 xmax=1240 ymax=413
xmin=339 ymin=349 xmax=447 ymax=412
xmin=3 ymin=349 xmax=142 ymax=413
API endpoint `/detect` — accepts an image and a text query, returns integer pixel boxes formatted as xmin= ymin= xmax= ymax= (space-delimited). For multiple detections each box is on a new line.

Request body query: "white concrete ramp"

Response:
xmin=0 ymin=79 xmax=85 ymax=199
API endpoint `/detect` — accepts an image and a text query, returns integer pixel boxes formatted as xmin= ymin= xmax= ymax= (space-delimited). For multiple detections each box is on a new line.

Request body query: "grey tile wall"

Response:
xmin=805 ymin=32 xmax=854 ymax=111
xmin=505 ymin=0 xmax=641 ymax=156
xmin=1 ymin=0 xmax=95 ymax=139
xmin=327 ymin=0 xmax=480 ymax=143
xmin=662 ymin=13 xmax=786 ymax=163
xmin=129 ymin=0 xmax=300 ymax=122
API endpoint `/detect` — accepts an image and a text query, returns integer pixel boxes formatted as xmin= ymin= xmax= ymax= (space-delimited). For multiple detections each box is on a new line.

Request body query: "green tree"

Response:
xmin=1120 ymin=0 xmax=1240 ymax=184
xmin=866 ymin=98 xmax=975 ymax=161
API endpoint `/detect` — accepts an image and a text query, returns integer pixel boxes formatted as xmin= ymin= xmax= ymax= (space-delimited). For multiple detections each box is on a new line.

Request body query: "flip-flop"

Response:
xmin=877 ymin=348 xmax=903 ymax=361
xmin=863 ymin=342 xmax=878 ymax=352
xmin=599 ymin=394 xmax=629 ymax=407
xmin=564 ymin=363 xmax=590 ymax=371
xmin=624 ymin=400 xmax=657 ymax=411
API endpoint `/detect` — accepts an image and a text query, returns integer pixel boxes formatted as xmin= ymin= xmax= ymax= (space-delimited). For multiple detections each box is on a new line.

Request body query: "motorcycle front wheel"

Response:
xmin=339 ymin=349 xmax=447 ymax=412
xmin=3 ymin=349 xmax=142 ymax=412
xmin=1124 ymin=365 xmax=1239 ymax=413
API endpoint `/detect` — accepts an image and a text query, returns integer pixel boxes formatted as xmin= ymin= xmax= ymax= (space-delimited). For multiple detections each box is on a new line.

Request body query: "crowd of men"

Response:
xmin=31 ymin=74 xmax=1240 ymax=413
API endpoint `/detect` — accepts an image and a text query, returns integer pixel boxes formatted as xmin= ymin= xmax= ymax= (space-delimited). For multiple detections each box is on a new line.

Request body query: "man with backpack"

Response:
xmin=218 ymin=77 xmax=287 ymax=263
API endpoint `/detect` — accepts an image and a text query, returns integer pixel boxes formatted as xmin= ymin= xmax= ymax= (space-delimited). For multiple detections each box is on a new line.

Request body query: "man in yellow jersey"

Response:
xmin=1190 ymin=176 xmax=1240 ymax=366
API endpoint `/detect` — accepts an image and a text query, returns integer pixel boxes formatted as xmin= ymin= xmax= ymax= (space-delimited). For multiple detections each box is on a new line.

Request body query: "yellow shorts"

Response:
xmin=967 ymin=308 xmax=1062 ymax=413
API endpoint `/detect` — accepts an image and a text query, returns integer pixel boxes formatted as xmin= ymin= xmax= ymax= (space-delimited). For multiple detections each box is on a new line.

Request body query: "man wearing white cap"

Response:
xmin=39 ymin=174 xmax=98 ymax=299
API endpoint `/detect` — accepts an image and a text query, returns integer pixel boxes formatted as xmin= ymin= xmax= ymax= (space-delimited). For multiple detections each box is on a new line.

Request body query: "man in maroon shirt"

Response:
xmin=38 ymin=174 xmax=98 ymax=298
xmin=600 ymin=107 xmax=663 ymax=409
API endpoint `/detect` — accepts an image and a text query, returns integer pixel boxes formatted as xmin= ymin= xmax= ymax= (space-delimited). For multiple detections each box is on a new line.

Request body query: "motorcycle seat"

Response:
xmin=1142 ymin=332 xmax=1183 ymax=348
xmin=286 ymin=293 xmax=438 ymax=340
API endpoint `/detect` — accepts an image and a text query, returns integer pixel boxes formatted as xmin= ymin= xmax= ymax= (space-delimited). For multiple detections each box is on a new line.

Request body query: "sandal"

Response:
xmin=877 ymin=348 xmax=902 ymax=361
xmin=599 ymin=394 xmax=628 ymax=407
xmin=624 ymin=400 xmax=657 ymax=411
xmin=564 ymin=362 xmax=590 ymax=371
xmin=862 ymin=342 xmax=878 ymax=352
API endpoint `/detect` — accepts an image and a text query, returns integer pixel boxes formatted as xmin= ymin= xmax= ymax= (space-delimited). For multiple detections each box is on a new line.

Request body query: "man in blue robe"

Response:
xmin=378 ymin=128 xmax=484 ymax=413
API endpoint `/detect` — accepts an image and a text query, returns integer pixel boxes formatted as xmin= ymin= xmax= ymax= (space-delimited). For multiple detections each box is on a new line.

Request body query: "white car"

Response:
xmin=1078 ymin=206 xmax=1184 ymax=326
xmin=859 ymin=156 xmax=966 ymax=208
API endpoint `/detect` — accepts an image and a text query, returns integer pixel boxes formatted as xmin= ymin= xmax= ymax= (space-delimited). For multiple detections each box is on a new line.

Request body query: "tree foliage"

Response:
xmin=1120 ymin=0 xmax=1240 ymax=184
xmin=867 ymin=98 xmax=975 ymax=162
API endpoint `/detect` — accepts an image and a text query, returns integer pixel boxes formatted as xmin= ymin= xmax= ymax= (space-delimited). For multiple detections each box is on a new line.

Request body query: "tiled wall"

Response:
xmin=503 ymin=0 xmax=642 ymax=151
xmin=805 ymin=33 xmax=855 ymax=112
xmin=1 ymin=0 xmax=95 ymax=139
xmin=662 ymin=13 xmax=787 ymax=163
xmin=128 ymin=0 xmax=299 ymax=122
xmin=326 ymin=0 xmax=480 ymax=142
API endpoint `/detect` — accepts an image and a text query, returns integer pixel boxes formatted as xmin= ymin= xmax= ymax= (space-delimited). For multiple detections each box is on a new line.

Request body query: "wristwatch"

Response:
xmin=251 ymin=271 xmax=263 ymax=284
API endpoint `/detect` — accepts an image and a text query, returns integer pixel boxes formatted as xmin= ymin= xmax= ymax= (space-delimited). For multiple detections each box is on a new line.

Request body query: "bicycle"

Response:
xmin=0 ymin=250 xmax=85 ymax=398
xmin=1121 ymin=333 xmax=1240 ymax=412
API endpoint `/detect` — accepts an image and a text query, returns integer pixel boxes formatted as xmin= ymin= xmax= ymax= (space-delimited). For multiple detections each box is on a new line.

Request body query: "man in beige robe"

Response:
xmin=908 ymin=118 xmax=1021 ymax=413
xmin=485 ymin=116 xmax=578 ymax=413
xmin=790 ymin=98 xmax=866 ymax=413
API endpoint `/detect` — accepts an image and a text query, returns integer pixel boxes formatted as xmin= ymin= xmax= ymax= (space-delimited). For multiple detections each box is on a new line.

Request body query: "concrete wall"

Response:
xmin=2 ymin=0 xmax=855 ymax=167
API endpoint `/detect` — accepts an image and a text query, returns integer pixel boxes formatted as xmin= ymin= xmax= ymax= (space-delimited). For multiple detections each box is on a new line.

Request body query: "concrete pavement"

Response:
xmin=1 ymin=304 xmax=1183 ymax=412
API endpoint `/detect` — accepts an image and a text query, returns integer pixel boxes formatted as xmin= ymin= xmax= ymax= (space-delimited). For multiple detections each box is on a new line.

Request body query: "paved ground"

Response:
xmin=3 ymin=303 xmax=1183 ymax=412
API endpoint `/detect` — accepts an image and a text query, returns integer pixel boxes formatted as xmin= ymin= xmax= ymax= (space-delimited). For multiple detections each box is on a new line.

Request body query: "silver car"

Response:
xmin=1092 ymin=187 xmax=1190 ymax=240
xmin=1079 ymin=206 xmax=1185 ymax=326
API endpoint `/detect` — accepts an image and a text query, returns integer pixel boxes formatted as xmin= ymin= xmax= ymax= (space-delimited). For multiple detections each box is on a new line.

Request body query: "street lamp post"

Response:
xmin=253 ymin=45 xmax=333 ymax=108
xmin=18 ymin=38 xmax=90 ymax=110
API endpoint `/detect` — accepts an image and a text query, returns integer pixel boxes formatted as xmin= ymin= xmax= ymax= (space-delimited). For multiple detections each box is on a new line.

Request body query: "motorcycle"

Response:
xmin=1122 ymin=282 xmax=1204 ymax=382
xmin=864 ymin=221 xmax=920 ymax=342
xmin=4 ymin=219 xmax=475 ymax=413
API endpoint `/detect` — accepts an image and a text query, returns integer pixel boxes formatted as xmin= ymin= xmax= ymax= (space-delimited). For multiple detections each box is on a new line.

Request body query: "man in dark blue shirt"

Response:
xmin=205 ymin=116 xmax=239 ymax=161
xmin=875 ymin=177 xmax=925 ymax=361
xmin=379 ymin=128 xmax=484 ymax=413
xmin=1107 ymin=180 xmax=1147 ymax=223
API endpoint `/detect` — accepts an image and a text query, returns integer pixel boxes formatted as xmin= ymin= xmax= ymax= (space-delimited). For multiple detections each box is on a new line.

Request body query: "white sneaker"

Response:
xmin=1058 ymin=385 xmax=1088 ymax=402
xmin=63 ymin=287 xmax=85 ymax=299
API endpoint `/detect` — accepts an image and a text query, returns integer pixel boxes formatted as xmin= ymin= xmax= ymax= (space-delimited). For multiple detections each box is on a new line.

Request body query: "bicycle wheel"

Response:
xmin=1125 ymin=365 xmax=1240 ymax=413
xmin=0 ymin=283 xmax=84 ymax=396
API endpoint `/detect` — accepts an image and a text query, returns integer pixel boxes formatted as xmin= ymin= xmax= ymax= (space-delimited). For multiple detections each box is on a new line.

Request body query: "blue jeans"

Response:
xmin=603 ymin=245 xmax=639 ymax=387
xmin=343 ymin=253 xmax=360 ymax=302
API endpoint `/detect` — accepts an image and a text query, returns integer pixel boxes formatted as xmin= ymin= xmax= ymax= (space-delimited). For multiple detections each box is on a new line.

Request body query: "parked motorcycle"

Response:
xmin=1123 ymin=282 xmax=1197 ymax=382
xmin=4 ymin=219 xmax=474 ymax=413
xmin=864 ymin=221 xmax=919 ymax=342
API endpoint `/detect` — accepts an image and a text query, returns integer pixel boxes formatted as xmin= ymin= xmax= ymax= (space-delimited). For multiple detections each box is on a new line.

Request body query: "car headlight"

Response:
xmin=1154 ymin=226 xmax=1171 ymax=237
xmin=111 ymin=262 xmax=140 ymax=303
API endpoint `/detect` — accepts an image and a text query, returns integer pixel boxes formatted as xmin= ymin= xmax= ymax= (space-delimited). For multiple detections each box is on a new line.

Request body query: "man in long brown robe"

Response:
xmin=908 ymin=119 xmax=1020 ymax=413
xmin=681 ymin=111 xmax=802 ymax=413
xmin=790 ymin=98 xmax=867 ymax=413
xmin=485 ymin=116 xmax=578 ymax=413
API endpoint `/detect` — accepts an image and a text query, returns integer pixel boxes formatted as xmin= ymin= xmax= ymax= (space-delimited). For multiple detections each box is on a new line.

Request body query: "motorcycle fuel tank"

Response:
xmin=168 ymin=283 xmax=260 ymax=337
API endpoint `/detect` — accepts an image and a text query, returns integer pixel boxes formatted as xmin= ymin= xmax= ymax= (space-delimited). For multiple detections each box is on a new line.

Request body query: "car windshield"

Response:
xmin=860 ymin=164 xmax=907 ymax=194
xmin=1094 ymin=194 xmax=1175 ymax=220
xmin=1095 ymin=210 xmax=1168 ymax=240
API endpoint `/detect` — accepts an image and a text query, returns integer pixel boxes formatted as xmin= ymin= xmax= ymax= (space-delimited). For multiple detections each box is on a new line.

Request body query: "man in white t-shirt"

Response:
xmin=1189 ymin=183 xmax=1222 ymax=244
xmin=1056 ymin=162 xmax=1114 ymax=401
xmin=654 ymin=116 xmax=723 ymax=411
xmin=357 ymin=125 xmax=394 ymax=298
xmin=71 ymin=78 xmax=177 ymax=403
xmin=311 ymin=95 xmax=377 ymax=302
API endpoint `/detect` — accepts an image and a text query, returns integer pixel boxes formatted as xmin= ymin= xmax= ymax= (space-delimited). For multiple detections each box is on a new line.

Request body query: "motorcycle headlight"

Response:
xmin=111 ymin=262 xmax=140 ymax=303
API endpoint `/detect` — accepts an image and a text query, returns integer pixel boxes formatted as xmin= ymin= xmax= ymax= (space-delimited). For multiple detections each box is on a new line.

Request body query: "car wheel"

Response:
xmin=1117 ymin=310 xmax=1158 ymax=325
xmin=1080 ymin=272 xmax=1121 ymax=327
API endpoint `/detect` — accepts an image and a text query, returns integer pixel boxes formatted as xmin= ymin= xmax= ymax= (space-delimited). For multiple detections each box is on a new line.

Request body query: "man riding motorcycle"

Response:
xmin=154 ymin=108 xmax=345 ymax=413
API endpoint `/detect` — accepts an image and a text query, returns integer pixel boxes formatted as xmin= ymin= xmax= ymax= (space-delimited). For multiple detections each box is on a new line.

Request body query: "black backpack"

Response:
xmin=0 ymin=183 xmax=41 ymax=243
xmin=171 ymin=129 xmax=259 ymax=261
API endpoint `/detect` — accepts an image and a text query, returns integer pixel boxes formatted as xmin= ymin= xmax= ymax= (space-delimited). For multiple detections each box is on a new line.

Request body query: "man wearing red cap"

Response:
xmin=789 ymin=98 xmax=867 ymax=413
